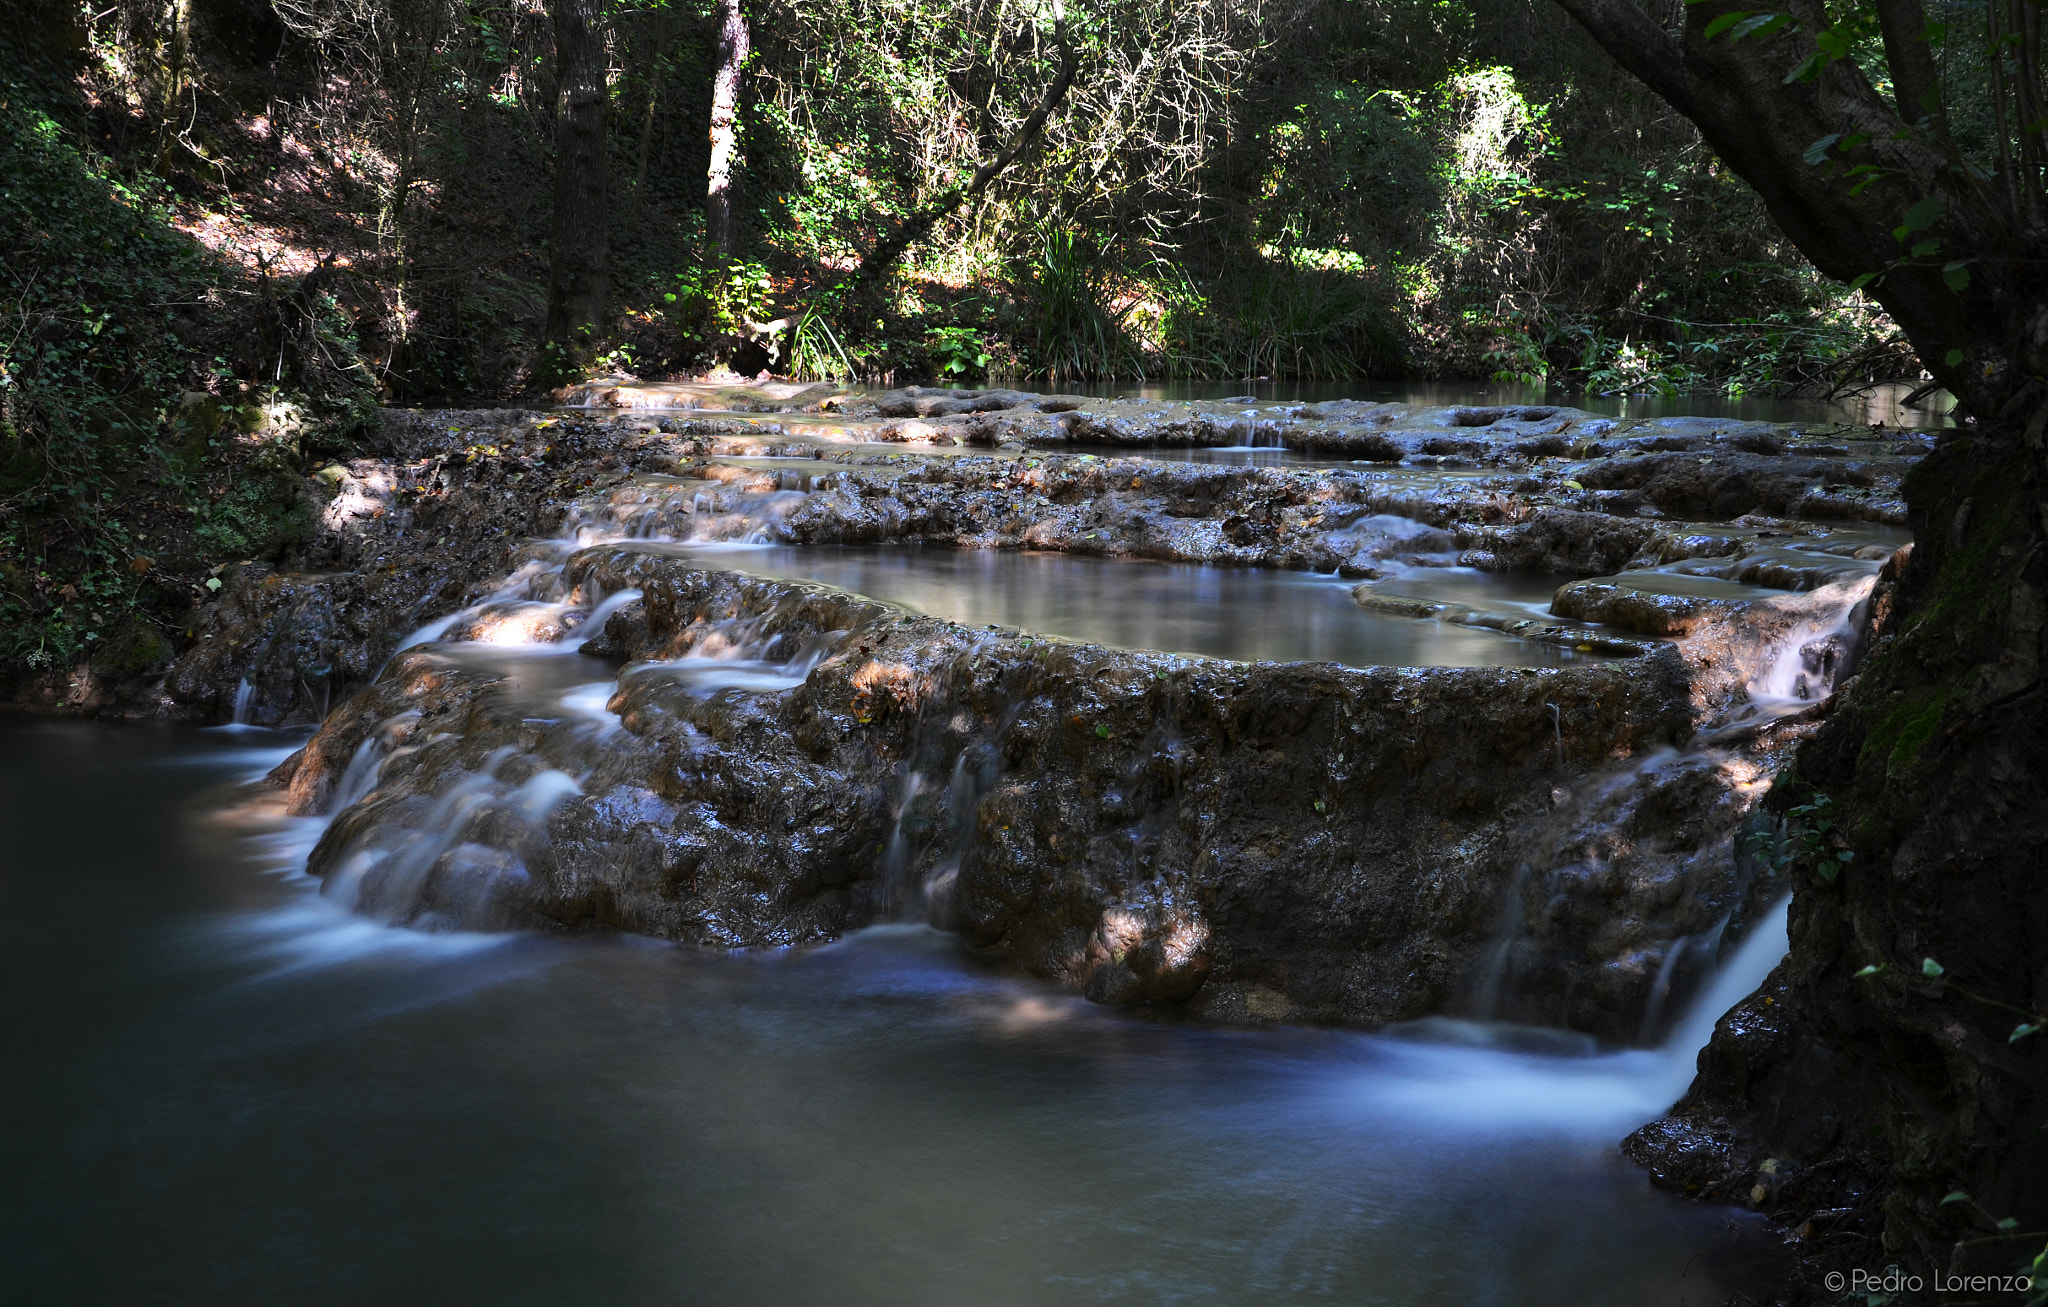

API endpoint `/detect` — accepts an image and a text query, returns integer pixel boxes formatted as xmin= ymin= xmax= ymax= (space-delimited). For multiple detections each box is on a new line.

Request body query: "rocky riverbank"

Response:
xmin=0 ymin=390 xmax=1914 ymax=1028
xmin=7 ymin=383 xmax=1972 ymax=1298
xmin=0 ymin=388 xmax=1903 ymax=1044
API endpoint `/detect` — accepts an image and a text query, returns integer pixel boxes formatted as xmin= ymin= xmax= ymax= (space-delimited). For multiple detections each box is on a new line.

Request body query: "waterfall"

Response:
xmin=1739 ymin=576 xmax=1874 ymax=719
xmin=1652 ymin=897 xmax=1787 ymax=1089
xmin=1464 ymin=572 xmax=1875 ymax=1041
xmin=230 ymin=676 xmax=257 ymax=726
xmin=1354 ymin=898 xmax=1789 ymax=1135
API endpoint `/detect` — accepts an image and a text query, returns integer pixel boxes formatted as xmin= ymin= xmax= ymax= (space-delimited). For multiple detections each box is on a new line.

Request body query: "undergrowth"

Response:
xmin=0 ymin=53 xmax=368 ymax=680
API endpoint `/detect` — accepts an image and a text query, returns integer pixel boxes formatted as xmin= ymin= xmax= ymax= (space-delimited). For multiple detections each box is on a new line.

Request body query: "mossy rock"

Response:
xmin=89 ymin=620 xmax=175 ymax=678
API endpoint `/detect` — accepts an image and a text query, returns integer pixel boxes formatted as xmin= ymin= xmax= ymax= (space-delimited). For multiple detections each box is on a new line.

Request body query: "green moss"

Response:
xmin=88 ymin=621 xmax=173 ymax=677
xmin=1902 ymin=465 xmax=2020 ymax=652
xmin=1842 ymin=441 xmax=2039 ymax=818
xmin=1860 ymin=689 xmax=1952 ymax=776
xmin=194 ymin=464 xmax=314 ymax=562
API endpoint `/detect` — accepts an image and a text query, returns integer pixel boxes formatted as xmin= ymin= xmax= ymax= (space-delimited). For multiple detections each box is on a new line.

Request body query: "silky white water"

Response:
xmin=1 ymin=724 xmax=1789 ymax=1304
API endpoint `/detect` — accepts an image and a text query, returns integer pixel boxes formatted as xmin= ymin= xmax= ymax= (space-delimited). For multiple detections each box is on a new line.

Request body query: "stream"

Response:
xmin=8 ymin=381 xmax=1915 ymax=1302
xmin=1 ymin=723 xmax=1785 ymax=1304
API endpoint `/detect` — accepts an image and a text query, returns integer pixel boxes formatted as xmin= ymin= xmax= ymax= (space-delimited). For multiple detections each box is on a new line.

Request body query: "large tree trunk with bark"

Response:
xmin=705 ymin=0 xmax=749 ymax=259
xmin=542 ymin=0 xmax=611 ymax=367
xmin=1551 ymin=0 xmax=2043 ymax=421
xmin=1553 ymin=0 xmax=2048 ymax=1290
xmin=1622 ymin=436 xmax=2046 ymax=1294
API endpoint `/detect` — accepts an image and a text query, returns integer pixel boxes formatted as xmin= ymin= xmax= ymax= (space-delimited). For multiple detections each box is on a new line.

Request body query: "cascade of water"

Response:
xmin=919 ymin=744 xmax=1006 ymax=929
xmin=1653 ymin=897 xmax=1786 ymax=1076
xmin=327 ymin=713 xmax=420 ymax=814
xmin=1464 ymin=574 xmax=1873 ymax=1041
xmin=1470 ymin=863 xmax=1531 ymax=1019
xmin=573 ymin=586 xmax=643 ymax=636
xmin=1635 ymin=913 xmax=1730 ymax=1045
xmin=390 ymin=610 xmax=465 ymax=657
xmin=325 ymin=772 xmax=502 ymax=916
xmin=1359 ymin=898 xmax=1789 ymax=1135
xmin=332 ymin=742 xmax=383 ymax=810
xmin=878 ymin=771 xmax=927 ymax=905
xmin=378 ymin=474 xmax=821 ymax=671
xmin=231 ymin=677 xmax=257 ymax=726
xmin=1744 ymin=578 xmax=1873 ymax=712
xmin=318 ymin=735 xmax=587 ymax=929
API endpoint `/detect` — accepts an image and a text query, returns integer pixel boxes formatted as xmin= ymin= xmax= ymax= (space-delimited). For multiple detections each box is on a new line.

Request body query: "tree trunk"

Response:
xmin=1553 ymin=0 xmax=2048 ymax=1284
xmin=1622 ymin=434 xmax=2047 ymax=1292
xmin=543 ymin=0 xmax=611 ymax=367
xmin=1549 ymin=0 xmax=2036 ymax=420
xmin=634 ymin=6 xmax=673 ymax=203
xmin=705 ymin=0 xmax=749 ymax=260
xmin=155 ymin=0 xmax=192 ymax=170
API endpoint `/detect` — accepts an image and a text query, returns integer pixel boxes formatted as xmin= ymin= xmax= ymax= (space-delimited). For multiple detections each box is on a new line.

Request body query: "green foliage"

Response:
xmin=926 ymin=326 xmax=990 ymax=380
xmin=664 ymin=260 xmax=777 ymax=339
xmin=193 ymin=457 xmax=315 ymax=561
xmin=714 ymin=0 xmax=1899 ymax=386
xmin=1745 ymin=791 xmax=1854 ymax=884
xmin=1152 ymin=259 xmax=1404 ymax=380
xmin=0 ymin=83 xmax=217 ymax=668
xmin=1014 ymin=229 xmax=1140 ymax=381
xmin=0 ymin=46 xmax=364 ymax=677
xmin=789 ymin=295 xmax=857 ymax=380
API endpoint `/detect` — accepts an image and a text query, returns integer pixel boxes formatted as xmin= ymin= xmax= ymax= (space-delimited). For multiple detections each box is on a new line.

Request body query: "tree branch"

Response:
xmin=846 ymin=10 xmax=1079 ymax=293
xmin=1547 ymin=0 xmax=1696 ymax=117
xmin=1872 ymin=0 xmax=1943 ymax=131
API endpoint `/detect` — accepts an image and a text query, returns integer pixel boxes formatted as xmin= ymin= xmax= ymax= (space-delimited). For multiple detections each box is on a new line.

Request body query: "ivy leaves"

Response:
xmin=1685 ymin=1 xmax=1876 ymax=86
xmin=1699 ymin=11 xmax=1795 ymax=44
xmin=1854 ymin=955 xmax=2047 ymax=1046
xmin=1690 ymin=2 xmax=1974 ymax=303
xmin=1746 ymin=792 xmax=1856 ymax=884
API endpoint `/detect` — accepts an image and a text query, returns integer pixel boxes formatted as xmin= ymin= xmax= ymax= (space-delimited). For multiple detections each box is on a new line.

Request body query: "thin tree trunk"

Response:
xmin=634 ymin=8 xmax=672 ymax=202
xmin=155 ymin=0 xmax=192 ymax=169
xmin=706 ymin=0 xmax=749 ymax=259
xmin=1871 ymin=0 xmax=1943 ymax=130
xmin=543 ymin=0 xmax=612 ymax=364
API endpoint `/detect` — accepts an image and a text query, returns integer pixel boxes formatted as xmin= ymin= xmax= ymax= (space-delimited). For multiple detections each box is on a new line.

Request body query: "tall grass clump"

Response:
xmin=1152 ymin=260 xmax=1406 ymax=379
xmin=1012 ymin=229 xmax=1144 ymax=382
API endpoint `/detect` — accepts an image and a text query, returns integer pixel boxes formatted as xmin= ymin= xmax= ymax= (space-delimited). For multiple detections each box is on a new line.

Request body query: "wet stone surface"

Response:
xmin=24 ymin=386 xmax=1927 ymax=1042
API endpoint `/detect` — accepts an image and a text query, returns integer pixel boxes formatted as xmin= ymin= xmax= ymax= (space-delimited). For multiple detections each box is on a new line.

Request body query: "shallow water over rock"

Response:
xmin=203 ymin=399 xmax=1893 ymax=1036
xmin=601 ymin=542 xmax=1603 ymax=668
xmin=0 ymin=724 xmax=1790 ymax=1305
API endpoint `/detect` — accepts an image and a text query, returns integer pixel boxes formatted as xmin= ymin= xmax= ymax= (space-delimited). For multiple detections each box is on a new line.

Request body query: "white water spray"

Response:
xmin=1354 ymin=898 xmax=1788 ymax=1136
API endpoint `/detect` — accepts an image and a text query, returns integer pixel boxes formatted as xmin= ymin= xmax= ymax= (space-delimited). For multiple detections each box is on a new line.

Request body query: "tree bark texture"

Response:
xmin=543 ymin=0 xmax=611 ymax=362
xmin=1550 ymin=0 xmax=2032 ymax=419
xmin=706 ymin=0 xmax=749 ymax=259
xmin=1552 ymin=0 xmax=2048 ymax=1285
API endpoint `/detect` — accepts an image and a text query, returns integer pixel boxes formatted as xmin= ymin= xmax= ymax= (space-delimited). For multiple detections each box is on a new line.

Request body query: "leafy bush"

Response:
xmin=0 ymin=85 xmax=221 ymax=668
xmin=926 ymin=326 xmax=991 ymax=380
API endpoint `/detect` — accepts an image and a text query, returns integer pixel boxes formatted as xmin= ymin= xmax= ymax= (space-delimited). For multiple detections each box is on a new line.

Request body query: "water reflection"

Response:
xmin=1039 ymin=377 xmax=1953 ymax=428
xmin=607 ymin=543 xmax=1607 ymax=668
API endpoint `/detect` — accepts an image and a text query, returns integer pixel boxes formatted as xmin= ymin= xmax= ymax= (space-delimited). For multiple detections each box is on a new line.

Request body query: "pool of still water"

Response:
xmin=598 ymin=543 xmax=1604 ymax=668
